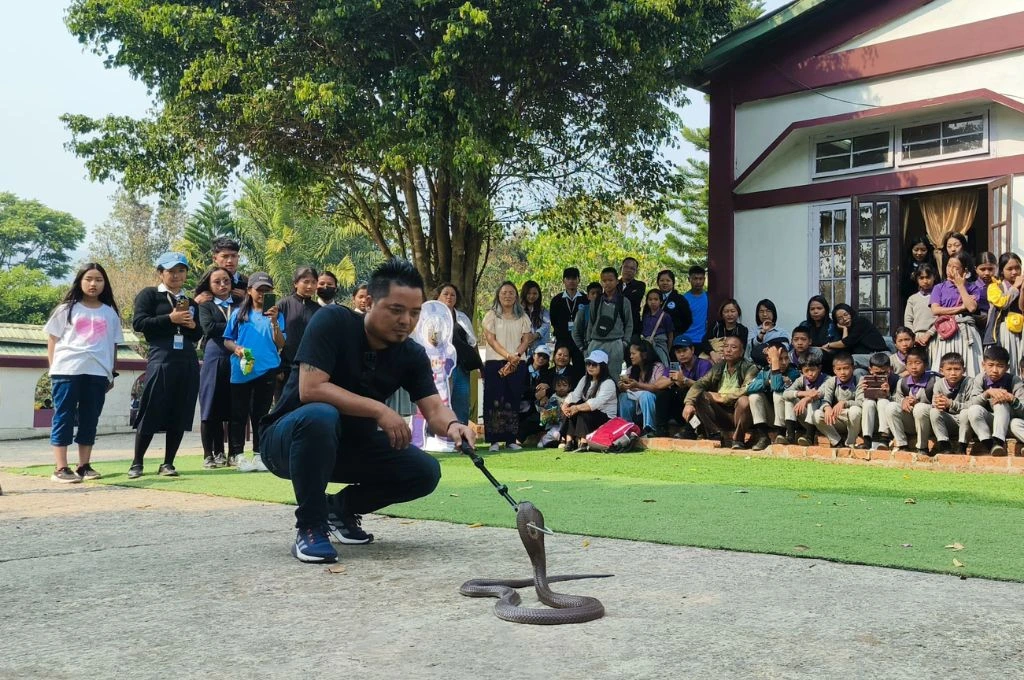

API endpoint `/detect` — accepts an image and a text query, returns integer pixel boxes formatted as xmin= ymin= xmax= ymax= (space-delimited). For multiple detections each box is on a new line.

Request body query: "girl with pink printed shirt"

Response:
xmin=44 ymin=263 xmax=124 ymax=483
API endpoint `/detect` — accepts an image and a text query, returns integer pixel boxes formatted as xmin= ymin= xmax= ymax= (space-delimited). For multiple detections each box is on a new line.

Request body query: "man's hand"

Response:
xmin=377 ymin=407 xmax=412 ymax=450
xmin=447 ymin=422 xmax=476 ymax=449
xmin=682 ymin=404 xmax=696 ymax=421
xmin=709 ymin=392 xmax=725 ymax=404
xmin=933 ymin=394 xmax=950 ymax=411
xmin=194 ymin=291 xmax=213 ymax=305
xmin=794 ymin=397 xmax=809 ymax=416
xmin=989 ymin=388 xmax=1014 ymax=404
xmin=901 ymin=395 xmax=916 ymax=413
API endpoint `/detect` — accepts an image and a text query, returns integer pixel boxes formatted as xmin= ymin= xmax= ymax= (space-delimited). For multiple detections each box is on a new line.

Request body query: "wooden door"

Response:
xmin=852 ymin=195 xmax=900 ymax=336
xmin=988 ymin=176 xmax=1012 ymax=254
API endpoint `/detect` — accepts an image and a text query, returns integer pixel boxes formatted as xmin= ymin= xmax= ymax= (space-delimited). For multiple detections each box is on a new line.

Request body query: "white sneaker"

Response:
xmin=237 ymin=455 xmax=257 ymax=472
xmin=251 ymin=453 xmax=268 ymax=472
xmin=508 ymin=443 xmax=523 ymax=451
xmin=488 ymin=443 xmax=500 ymax=452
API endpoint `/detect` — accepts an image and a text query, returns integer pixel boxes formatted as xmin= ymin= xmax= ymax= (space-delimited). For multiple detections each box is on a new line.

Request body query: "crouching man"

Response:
xmin=260 ymin=259 xmax=476 ymax=563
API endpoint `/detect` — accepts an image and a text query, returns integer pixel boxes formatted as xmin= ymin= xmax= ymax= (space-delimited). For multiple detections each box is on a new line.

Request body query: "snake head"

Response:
xmin=517 ymin=501 xmax=546 ymax=538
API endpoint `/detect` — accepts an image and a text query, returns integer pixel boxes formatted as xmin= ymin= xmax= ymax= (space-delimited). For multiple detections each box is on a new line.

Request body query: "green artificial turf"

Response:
xmin=15 ymin=449 xmax=1024 ymax=581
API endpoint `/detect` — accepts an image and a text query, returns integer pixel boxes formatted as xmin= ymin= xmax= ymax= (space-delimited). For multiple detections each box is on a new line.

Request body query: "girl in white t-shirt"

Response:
xmin=44 ymin=263 xmax=124 ymax=483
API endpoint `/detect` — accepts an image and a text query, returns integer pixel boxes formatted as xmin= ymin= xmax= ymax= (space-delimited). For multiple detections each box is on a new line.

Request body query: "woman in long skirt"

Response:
xmin=482 ymin=281 xmax=532 ymax=451
xmin=129 ymin=252 xmax=202 ymax=478
xmin=983 ymin=252 xmax=1024 ymax=371
xmin=929 ymin=253 xmax=983 ymax=378
xmin=196 ymin=266 xmax=236 ymax=468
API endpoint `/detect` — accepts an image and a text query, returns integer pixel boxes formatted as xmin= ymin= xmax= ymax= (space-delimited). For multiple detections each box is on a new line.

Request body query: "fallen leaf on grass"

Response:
xmin=514 ymin=479 xmax=530 ymax=482
xmin=793 ymin=545 xmax=809 ymax=552
xmin=904 ymin=498 xmax=917 ymax=504
xmin=581 ymin=539 xmax=590 ymax=548
xmin=325 ymin=565 xmax=347 ymax=574
xmin=467 ymin=522 xmax=484 ymax=528
xmin=734 ymin=489 xmax=749 ymax=494
xmin=901 ymin=543 xmax=913 ymax=548
xmin=953 ymin=558 xmax=965 ymax=568
xmin=449 ymin=493 xmax=459 ymax=497
xmin=516 ymin=486 xmax=533 ymax=491
xmin=815 ymin=523 xmax=823 ymax=527
xmin=641 ymin=499 xmax=657 ymax=503
xmin=945 ymin=542 xmax=965 ymax=551
xmin=798 ymin=494 xmax=811 ymax=499
xmin=541 ymin=489 xmax=550 ymax=493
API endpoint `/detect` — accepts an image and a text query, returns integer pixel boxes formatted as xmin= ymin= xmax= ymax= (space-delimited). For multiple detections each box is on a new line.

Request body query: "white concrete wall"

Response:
xmin=732 ymin=204 xmax=812 ymax=334
xmin=0 ymin=366 xmax=147 ymax=440
xmin=734 ymin=51 xmax=1024 ymax=178
xmin=838 ymin=0 xmax=1016 ymax=51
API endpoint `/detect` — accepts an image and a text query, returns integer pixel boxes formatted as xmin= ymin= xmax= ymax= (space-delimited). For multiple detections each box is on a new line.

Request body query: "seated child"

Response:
xmin=1008 ymin=355 xmax=1024 ymax=446
xmin=744 ymin=339 xmax=800 ymax=450
xmin=789 ymin=326 xmax=825 ymax=372
xmin=889 ymin=326 xmax=914 ymax=377
xmin=782 ymin=353 xmax=828 ymax=446
xmin=903 ymin=263 xmax=937 ymax=362
xmin=537 ymin=375 xmax=572 ymax=448
xmin=855 ymin=352 xmax=897 ymax=450
xmin=928 ymin=351 xmax=975 ymax=454
xmin=813 ymin=352 xmax=862 ymax=448
xmin=965 ymin=344 xmax=1024 ymax=456
xmin=884 ymin=346 xmax=935 ymax=454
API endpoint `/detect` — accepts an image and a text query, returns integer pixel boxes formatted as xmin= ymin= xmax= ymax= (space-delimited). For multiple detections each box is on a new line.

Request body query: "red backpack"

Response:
xmin=587 ymin=417 xmax=642 ymax=453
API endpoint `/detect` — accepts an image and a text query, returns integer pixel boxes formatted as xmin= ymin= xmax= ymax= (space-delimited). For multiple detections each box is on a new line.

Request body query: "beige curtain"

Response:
xmin=918 ymin=190 xmax=979 ymax=272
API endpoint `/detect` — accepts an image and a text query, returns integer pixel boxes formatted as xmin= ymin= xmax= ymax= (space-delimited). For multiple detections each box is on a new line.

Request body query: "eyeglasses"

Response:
xmin=585 ymin=361 xmax=599 ymax=367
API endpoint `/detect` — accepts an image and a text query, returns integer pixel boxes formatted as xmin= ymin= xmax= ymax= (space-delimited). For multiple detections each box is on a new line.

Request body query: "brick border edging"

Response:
xmin=645 ymin=438 xmax=1024 ymax=474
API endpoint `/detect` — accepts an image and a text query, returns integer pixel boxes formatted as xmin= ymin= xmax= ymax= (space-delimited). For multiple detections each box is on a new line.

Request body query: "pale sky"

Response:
xmin=0 ymin=1 xmax=789 ymax=248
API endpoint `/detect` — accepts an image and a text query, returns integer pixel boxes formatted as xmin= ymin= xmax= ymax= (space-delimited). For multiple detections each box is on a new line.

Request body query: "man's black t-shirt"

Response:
xmin=263 ymin=305 xmax=437 ymax=435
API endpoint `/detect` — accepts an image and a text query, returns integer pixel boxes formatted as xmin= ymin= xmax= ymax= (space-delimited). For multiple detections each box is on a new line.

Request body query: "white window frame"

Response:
xmin=896 ymin=109 xmax=989 ymax=166
xmin=811 ymin=128 xmax=894 ymax=179
xmin=808 ymin=202 xmax=852 ymax=308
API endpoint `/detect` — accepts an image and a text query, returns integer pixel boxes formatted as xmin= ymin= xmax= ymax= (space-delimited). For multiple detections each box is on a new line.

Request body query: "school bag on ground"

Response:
xmin=587 ymin=417 xmax=642 ymax=453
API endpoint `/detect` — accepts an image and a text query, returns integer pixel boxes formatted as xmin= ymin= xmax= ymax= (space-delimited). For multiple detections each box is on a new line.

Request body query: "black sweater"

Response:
xmin=277 ymin=293 xmax=322 ymax=364
xmin=132 ymin=287 xmax=203 ymax=350
xmin=549 ymin=292 xmax=587 ymax=345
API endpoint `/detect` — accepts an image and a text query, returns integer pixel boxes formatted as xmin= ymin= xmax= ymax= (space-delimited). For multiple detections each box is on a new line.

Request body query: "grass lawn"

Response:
xmin=16 ymin=449 xmax=1024 ymax=581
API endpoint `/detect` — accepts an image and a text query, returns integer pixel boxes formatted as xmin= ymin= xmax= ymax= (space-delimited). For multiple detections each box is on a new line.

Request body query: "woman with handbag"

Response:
xmin=983 ymin=252 xmax=1024 ymax=371
xmin=640 ymin=288 xmax=673 ymax=366
xmin=930 ymin=252 xmax=984 ymax=377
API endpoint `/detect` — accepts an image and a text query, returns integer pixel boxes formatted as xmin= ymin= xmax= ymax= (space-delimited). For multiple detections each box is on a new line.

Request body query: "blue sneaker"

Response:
xmin=291 ymin=525 xmax=338 ymax=563
xmin=326 ymin=493 xmax=374 ymax=545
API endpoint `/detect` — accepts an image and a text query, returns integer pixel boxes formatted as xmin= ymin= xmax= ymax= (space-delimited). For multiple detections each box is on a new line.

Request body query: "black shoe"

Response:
xmin=877 ymin=434 xmax=893 ymax=448
xmin=729 ymin=439 xmax=745 ymax=450
xmin=751 ymin=436 xmax=771 ymax=451
xmin=896 ymin=444 xmax=915 ymax=452
xmin=951 ymin=442 xmax=964 ymax=455
xmin=990 ymin=439 xmax=1008 ymax=456
xmin=855 ymin=437 xmax=872 ymax=450
xmin=933 ymin=440 xmax=951 ymax=454
xmin=978 ymin=439 xmax=994 ymax=455
xmin=917 ymin=447 xmax=932 ymax=457
xmin=75 ymin=464 xmax=101 ymax=480
xmin=774 ymin=434 xmax=791 ymax=445
xmin=127 ymin=464 xmax=143 ymax=479
xmin=203 ymin=457 xmax=217 ymax=469
xmin=795 ymin=435 xmax=813 ymax=446
xmin=326 ymin=493 xmax=374 ymax=544
xmin=157 ymin=464 xmax=179 ymax=477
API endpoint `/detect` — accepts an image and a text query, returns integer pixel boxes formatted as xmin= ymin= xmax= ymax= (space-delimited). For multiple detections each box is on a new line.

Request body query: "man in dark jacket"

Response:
xmin=619 ymin=257 xmax=646 ymax=341
xmin=549 ymin=267 xmax=586 ymax=368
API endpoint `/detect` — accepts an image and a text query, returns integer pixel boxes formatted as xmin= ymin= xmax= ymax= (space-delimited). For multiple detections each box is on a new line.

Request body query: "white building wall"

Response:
xmin=837 ymin=0 xmax=1016 ymax=51
xmin=734 ymin=51 xmax=1024 ymax=177
xmin=733 ymin=204 xmax=811 ymax=335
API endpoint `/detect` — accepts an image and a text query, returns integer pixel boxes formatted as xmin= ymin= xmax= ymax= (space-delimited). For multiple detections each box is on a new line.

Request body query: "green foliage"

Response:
xmin=0 ymin=192 xmax=85 ymax=278
xmin=61 ymin=0 xmax=737 ymax=315
xmin=182 ymin=185 xmax=235 ymax=274
xmin=0 ymin=266 xmax=65 ymax=324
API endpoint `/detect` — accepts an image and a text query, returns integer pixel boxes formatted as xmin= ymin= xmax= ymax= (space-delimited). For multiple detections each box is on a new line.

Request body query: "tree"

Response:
xmin=0 ymin=266 xmax=65 ymax=325
xmin=0 ymin=193 xmax=85 ymax=278
xmin=181 ymin=185 xmax=235 ymax=271
xmin=665 ymin=0 xmax=764 ymax=271
xmin=90 ymin=189 xmax=187 ymax=318
xmin=62 ymin=0 xmax=736 ymax=315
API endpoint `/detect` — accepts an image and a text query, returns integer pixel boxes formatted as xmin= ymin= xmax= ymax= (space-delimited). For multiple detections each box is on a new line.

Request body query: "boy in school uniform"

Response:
xmin=929 ymin=351 xmax=976 ymax=454
xmin=889 ymin=327 xmax=914 ymax=377
xmin=745 ymin=339 xmax=800 ymax=450
xmin=813 ymin=352 xmax=862 ymax=448
xmin=884 ymin=346 xmax=935 ymax=454
xmin=855 ymin=352 xmax=897 ymax=450
xmin=782 ymin=354 xmax=828 ymax=446
xmin=1007 ymin=356 xmax=1024 ymax=447
xmin=965 ymin=344 xmax=1024 ymax=456
xmin=789 ymin=326 xmax=825 ymax=371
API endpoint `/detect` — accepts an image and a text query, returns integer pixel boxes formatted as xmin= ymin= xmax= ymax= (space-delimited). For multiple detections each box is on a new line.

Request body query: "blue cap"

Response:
xmin=585 ymin=349 xmax=609 ymax=365
xmin=156 ymin=252 xmax=189 ymax=270
xmin=672 ymin=336 xmax=694 ymax=349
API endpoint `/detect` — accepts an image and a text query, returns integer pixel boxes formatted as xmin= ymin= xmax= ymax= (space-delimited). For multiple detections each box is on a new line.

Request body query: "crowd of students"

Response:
xmin=43 ymin=231 xmax=1024 ymax=483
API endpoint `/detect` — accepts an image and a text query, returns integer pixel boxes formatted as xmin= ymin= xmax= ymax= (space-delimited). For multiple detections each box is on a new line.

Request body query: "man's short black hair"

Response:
xmin=600 ymin=266 xmax=618 ymax=278
xmin=907 ymin=346 xmax=929 ymax=363
xmin=367 ymin=258 xmax=425 ymax=300
xmin=211 ymin=236 xmax=241 ymax=254
xmin=792 ymin=326 xmax=811 ymax=340
xmin=940 ymin=352 xmax=965 ymax=368
xmin=563 ymin=267 xmax=580 ymax=280
xmin=798 ymin=354 xmax=822 ymax=370
xmin=983 ymin=344 xmax=1011 ymax=365
xmin=320 ymin=270 xmax=338 ymax=285
xmin=688 ymin=265 xmax=706 ymax=276
xmin=868 ymin=352 xmax=890 ymax=369
xmin=832 ymin=351 xmax=854 ymax=367
xmin=586 ymin=281 xmax=602 ymax=294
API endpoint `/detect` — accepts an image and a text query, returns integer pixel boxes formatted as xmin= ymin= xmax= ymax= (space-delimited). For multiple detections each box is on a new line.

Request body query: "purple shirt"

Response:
xmin=983 ymin=374 xmax=1012 ymax=391
xmin=642 ymin=311 xmax=674 ymax=337
xmin=930 ymin=280 xmax=982 ymax=309
xmin=682 ymin=357 xmax=713 ymax=381
xmin=904 ymin=374 xmax=931 ymax=396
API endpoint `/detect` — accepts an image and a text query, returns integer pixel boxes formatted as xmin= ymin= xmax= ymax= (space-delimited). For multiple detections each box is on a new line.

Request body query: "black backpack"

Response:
xmin=590 ymin=295 xmax=625 ymax=338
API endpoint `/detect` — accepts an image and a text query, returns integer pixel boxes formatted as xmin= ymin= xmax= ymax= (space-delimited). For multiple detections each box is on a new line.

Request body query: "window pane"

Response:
xmin=819 ymin=246 xmax=833 ymax=279
xmin=998 ymin=186 xmax=1008 ymax=221
xmin=873 ymin=311 xmax=890 ymax=336
xmin=852 ymin=149 xmax=889 ymax=168
xmin=943 ymin=116 xmax=984 ymax=137
xmin=859 ymin=240 xmax=873 ymax=271
xmin=820 ymin=280 xmax=833 ymax=303
xmin=820 ymin=213 xmax=833 ymax=243
xmin=876 ymin=203 xmax=890 ymax=236
xmin=859 ymin=204 xmax=873 ymax=237
xmin=834 ymin=210 xmax=847 ymax=240
xmin=852 ymin=131 xmax=890 ymax=152
xmin=875 ymin=241 xmax=889 ymax=271
xmin=834 ymin=245 xmax=847 ymax=277
xmin=858 ymin=276 xmax=872 ymax=307
xmin=902 ymin=140 xmax=942 ymax=160
xmin=834 ymin=279 xmax=847 ymax=305
xmin=875 ymin=276 xmax=889 ymax=308
xmin=902 ymin=122 xmax=941 ymax=145
xmin=816 ymin=156 xmax=851 ymax=173
xmin=817 ymin=140 xmax=851 ymax=157
xmin=944 ymin=133 xmax=984 ymax=154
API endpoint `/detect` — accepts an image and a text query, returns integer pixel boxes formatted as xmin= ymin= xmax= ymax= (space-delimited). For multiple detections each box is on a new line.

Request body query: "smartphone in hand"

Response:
xmin=262 ymin=292 xmax=277 ymax=316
